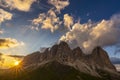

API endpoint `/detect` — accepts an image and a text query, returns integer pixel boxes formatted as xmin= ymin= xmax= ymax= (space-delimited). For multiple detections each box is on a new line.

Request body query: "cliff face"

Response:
xmin=21 ymin=41 xmax=117 ymax=76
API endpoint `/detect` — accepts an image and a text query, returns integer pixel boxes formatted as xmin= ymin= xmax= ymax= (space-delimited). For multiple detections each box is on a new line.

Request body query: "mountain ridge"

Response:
xmin=0 ymin=41 xmax=120 ymax=80
xmin=21 ymin=41 xmax=117 ymax=76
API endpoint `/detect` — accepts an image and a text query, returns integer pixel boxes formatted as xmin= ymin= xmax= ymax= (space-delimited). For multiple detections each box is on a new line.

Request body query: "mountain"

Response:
xmin=22 ymin=42 xmax=116 ymax=72
xmin=0 ymin=41 xmax=120 ymax=80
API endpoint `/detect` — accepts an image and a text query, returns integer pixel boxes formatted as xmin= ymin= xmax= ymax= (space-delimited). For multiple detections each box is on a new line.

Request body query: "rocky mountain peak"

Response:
xmin=21 ymin=42 xmax=117 ymax=76
xmin=89 ymin=46 xmax=116 ymax=71
xmin=72 ymin=47 xmax=84 ymax=59
xmin=72 ymin=47 xmax=83 ymax=55
xmin=57 ymin=41 xmax=71 ymax=53
xmin=92 ymin=46 xmax=104 ymax=55
xmin=58 ymin=41 xmax=69 ymax=47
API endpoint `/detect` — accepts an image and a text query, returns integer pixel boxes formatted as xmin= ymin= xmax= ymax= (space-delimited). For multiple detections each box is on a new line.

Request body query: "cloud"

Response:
xmin=32 ymin=13 xmax=46 ymax=26
xmin=0 ymin=29 xmax=4 ymax=34
xmin=32 ymin=9 xmax=61 ymax=32
xmin=114 ymin=64 xmax=120 ymax=71
xmin=8 ymin=55 xmax=24 ymax=59
xmin=48 ymin=0 xmax=70 ymax=12
xmin=0 ymin=9 xmax=12 ymax=23
xmin=32 ymin=0 xmax=70 ymax=32
xmin=32 ymin=1 xmax=120 ymax=53
xmin=0 ymin=0 xmax=36 ymax=12
xmin=0 ymin=38 xmax=25 ymax=49
xmin=64 ymin=14 xmax=73 ymax=30
xmin=60 ymin=14 xmax=120 ymax=53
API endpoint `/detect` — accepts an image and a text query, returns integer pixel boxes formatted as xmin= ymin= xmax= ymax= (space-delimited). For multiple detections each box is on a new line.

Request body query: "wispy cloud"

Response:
xmin=0 ymin=38 xmax=25 ymax=49
xmin=0 ymin=9 xmax=12 ymax=24
xmin=60 ymin=14 xmax=120 ymax=53
xmin=0 ymin=0 xmax=36 ymax=12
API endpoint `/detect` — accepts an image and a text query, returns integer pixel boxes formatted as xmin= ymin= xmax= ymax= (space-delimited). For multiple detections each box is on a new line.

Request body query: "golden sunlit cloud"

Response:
xmin=60 ymin=14 xmax=120 ymax=53
xmin=32 ymin=0 xmax=70 ymax=32
xmin=0 ymin=38 xmax=25 ymax=49
xmin=0 ymin=9 xmax=12 ymax=23
xmin=32 ymin=9 xmax=61 ymax=32
xmin=0 ymin=0 xmax=36 ymax=12
xmin=64 ymin=14 xmax=73 ymax=30
xmin=48 ymin=0 xmax=70 ymax=12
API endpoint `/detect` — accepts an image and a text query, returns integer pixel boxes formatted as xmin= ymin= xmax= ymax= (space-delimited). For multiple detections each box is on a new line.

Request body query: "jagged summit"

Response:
xmin=86 ymin=46 xmax=116 ymax=71
xmin=21 ymin=41 xmax=117 ymax=77
xmin=72 ymin=47 xmax=83 ymax=58
xmin=58 ymin=41 xmax=70 ymax=47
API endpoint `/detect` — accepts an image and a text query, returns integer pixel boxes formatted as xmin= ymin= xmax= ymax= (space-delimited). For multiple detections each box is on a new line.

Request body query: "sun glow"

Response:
xmin=14 ymin=60 xmax=20 ymax=66
xmin=0 ymin=55 xmax=23 ymax=69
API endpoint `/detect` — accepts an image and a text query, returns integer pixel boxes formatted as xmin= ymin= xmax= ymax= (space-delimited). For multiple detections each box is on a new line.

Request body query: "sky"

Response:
xmin=0 ymin=0 xmax=120 ymax=59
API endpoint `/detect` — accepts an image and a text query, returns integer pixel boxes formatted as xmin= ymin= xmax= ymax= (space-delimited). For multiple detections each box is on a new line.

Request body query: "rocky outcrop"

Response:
xmin=21 ymin=41 xmax=117 ymax=76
